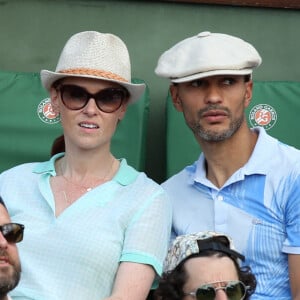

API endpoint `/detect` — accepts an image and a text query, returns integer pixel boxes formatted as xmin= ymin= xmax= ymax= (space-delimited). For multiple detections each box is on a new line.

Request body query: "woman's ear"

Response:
xmin=170 ymin=85 xmax=183 ymax=112
xmin=118 ymin=103 xmax=128 ymax=121
xmin=50 ymin=87 xmax=60 ymax=114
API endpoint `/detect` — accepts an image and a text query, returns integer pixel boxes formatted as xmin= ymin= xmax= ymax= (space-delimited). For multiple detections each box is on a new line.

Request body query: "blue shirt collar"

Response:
xmin=191 ymin=127 xmax=278 ymax=186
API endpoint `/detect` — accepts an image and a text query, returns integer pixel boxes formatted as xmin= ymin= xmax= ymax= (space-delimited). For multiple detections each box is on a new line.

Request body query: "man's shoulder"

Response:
xmin=162 ymin=165 xmax=193 ymax=187
xmin=270 ymin=137 xmax=300 ymax=166
xmin=255 ymin=127 xmax=300 ymax=165
xmin=161 ymin=161 xmax=203 ymax=198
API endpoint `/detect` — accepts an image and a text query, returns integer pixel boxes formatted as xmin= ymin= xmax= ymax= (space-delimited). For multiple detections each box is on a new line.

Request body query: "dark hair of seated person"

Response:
xmin=155 ymin=237 xmax=256 ymax=300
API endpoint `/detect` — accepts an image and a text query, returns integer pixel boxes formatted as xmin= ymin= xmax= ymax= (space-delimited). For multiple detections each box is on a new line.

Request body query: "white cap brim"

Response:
xmin=170 ymin=68 xmax=253 ymax=83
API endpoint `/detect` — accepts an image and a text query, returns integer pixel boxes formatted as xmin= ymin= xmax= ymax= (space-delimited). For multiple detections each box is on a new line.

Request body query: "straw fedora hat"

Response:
xmin=41 ymin=31 xmax=145 ymax=104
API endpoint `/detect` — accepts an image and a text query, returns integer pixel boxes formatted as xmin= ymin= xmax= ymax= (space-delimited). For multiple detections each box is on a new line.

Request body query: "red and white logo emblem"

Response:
xmin=249 ymin=104 xmax=277 ymax=130
xmin=37 ymin=98 xmax=60 ymax=124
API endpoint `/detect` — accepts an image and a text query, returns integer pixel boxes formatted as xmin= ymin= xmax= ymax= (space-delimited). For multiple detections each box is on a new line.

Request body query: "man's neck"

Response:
xmin=199 ymin=125 xmax=258 ymax=188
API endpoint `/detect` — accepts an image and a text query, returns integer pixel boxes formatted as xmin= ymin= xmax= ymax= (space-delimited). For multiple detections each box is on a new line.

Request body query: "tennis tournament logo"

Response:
xmin=37 ymin=98 xmax=60 ymax=124
xmin=249 ymin=104 xmax=277 ymax=130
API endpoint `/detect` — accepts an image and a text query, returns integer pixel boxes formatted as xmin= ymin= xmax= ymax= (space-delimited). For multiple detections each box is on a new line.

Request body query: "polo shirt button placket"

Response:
xmin=214 ymin=193 xmax=228 ymax=233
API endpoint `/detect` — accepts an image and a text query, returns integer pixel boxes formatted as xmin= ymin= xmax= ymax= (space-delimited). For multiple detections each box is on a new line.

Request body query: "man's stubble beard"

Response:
xmin=0 ymin=262 xmax=21 ymax=296
xmin=189 ymin=107 xmax=245 ymax=142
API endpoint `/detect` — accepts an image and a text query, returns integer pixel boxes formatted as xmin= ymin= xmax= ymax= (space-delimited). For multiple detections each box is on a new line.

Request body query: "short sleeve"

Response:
xmin=120 ymin=188 xmax=172 ymax=276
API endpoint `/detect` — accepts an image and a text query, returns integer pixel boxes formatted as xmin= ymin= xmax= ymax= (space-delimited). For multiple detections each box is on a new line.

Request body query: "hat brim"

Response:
xmin=40 ymin=70 xmax=146 ymax=104
xmin=170 ymin=68 xmax=253 ymax=83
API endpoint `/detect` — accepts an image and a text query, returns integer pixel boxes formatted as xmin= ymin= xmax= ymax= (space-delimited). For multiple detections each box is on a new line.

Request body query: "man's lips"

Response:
xmin=202 ymin=110 xmax=228 ymax=117
xmin=201 ymin=110 xmax=228 ymax=122
xmin=0 ymin=255 xmax=10 ymax=265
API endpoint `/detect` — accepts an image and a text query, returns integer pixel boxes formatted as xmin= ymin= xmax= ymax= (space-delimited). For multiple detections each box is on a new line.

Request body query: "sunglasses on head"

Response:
xmin=57 ymin=84 xmax=129 ymax=113
xmin=0 ymin=223 xmax=24 ymax=243
xmin=185 ymin=280 xmax=248 ymax=300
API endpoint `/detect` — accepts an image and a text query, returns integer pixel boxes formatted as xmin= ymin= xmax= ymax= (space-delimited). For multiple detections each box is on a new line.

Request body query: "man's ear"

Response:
xmin=244 ymin=80 xmax=253 ymax=108
xmin=170 ymin=85 xmax=183 ymax=112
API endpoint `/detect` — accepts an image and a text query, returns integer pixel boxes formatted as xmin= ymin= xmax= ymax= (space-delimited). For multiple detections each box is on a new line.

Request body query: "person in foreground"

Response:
xmin=0 ymin=31 xmax=171 ymax=300
xmin=0 ymin=197 xmax=24 ymax=300
xmin=155 ymin=231 xmax=256 ymax=300
xmin=155 ymin=31 xmax=300 ymax=299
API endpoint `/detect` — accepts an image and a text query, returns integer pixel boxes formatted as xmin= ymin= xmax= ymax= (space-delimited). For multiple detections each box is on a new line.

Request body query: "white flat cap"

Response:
xmin=155 ymin=31 xmax=262 ymax=83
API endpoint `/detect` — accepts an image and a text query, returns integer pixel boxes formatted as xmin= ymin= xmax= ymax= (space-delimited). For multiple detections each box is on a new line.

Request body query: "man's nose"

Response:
xmin=204 ymin=85 xmax=223 ymax=104
xmin=0 ymin=232 xmax=8 ymax=248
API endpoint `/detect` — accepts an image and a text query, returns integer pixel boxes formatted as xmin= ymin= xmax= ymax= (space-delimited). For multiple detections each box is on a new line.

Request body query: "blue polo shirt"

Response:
xmin=162 ymin=127 xmax=300 ymax=299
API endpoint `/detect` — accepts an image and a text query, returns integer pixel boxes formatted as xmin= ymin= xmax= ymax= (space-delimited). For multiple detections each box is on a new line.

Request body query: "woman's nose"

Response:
xmin=82 ymin=98 xmax=99 ymax=114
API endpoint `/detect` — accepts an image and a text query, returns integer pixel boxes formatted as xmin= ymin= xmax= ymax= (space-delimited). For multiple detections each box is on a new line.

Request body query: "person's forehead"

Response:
xmin=60 ymin=77 xmax=123 ymax=89
xmin=184 ymin=256 xmax=238 ymax=283
xmin=176 ymin=74 xmax=247 ymax=88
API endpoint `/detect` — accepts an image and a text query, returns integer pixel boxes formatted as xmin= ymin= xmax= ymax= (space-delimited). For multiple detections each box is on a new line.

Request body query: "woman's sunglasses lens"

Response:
xmin=61 ymin=86 xmax=88 ymax=110
xmin=96 ymin=88 xmax=125 ymax=113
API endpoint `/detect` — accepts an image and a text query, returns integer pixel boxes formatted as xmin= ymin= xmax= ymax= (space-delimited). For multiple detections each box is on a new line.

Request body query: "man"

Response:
xmin=0 ymin=197 xmax=23 ymax=300
xmin=155 ymin=231 xmax=256 ymax=300
xmin=155 ymin=31 xmax=300 ymax=299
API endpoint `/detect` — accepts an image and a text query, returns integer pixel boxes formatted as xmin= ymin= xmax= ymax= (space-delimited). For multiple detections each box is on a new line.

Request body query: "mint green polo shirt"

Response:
xmin=0 ymin=154 xmax=171 ymax=300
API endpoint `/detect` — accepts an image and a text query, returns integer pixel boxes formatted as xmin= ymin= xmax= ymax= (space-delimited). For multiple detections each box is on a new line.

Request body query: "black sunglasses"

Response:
xmin=57 ymin=84 xmax=129 ymax=113
xmin=0 ymin=223 xmax=24 ymax=243
xmin=184 ymin=280 xmax=248 ymax=300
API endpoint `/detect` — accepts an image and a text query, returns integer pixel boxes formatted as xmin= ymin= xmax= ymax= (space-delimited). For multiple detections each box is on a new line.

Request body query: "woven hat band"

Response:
xmin=59 ymin=68 xmax=128 ymax=83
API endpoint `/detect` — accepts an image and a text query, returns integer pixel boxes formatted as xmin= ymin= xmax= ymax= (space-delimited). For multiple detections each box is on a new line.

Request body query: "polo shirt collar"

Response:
xmin=33 ymin=153 xmax=138 ymax=186
xmin=192 ymin=127 xmax=277 ymax=186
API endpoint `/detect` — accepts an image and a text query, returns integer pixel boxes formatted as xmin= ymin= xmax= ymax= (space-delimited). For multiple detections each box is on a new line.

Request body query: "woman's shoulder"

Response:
xmin=1 ymin=161 xmax=40 ymax=174
xmin=0 ymin=160 xmax=52 ymax=180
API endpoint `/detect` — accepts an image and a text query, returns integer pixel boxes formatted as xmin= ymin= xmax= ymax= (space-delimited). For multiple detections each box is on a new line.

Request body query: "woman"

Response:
xmin=156 ymin=232 xmax=256 ymax=300
xmin=0 ymin=31 xmax=171 ymax=300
